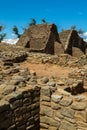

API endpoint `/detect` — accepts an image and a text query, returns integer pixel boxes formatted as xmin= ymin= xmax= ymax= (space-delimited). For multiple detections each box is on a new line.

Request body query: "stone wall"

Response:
xmin=0 ymin=86 xmax=40 ymax=130
xmin=0 ymin=53 xmax=87 ymax=130
xmin=40 ymin=85 xmax=87 ymax=130
xmin=0 ymin=72 xmax=87 ymax=130
xmin=26 ymin=52 xmax=87 ymax=67
xmin=0 ymin=43 xmax=28 ymax=64
xmin=59 ymin=29 xmax=86 ymax=57
xmin=67 ymin=30 xmax=86 ymax=57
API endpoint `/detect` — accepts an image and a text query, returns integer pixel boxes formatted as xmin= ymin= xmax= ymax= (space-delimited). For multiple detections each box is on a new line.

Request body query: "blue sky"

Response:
xmin=0 ymin=0 xmax=87 ymax=38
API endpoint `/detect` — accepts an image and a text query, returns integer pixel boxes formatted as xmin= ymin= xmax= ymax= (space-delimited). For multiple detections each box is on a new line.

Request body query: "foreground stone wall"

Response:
xmin=0 ymin=54 xmax=87 ymax=130
xmin=0 ymin=75 xmax=87 ymax=130
xmin=40 ymin=86 xmax=87 ymax=130
xmin=0 ymin=86 xmax=40 ymax=130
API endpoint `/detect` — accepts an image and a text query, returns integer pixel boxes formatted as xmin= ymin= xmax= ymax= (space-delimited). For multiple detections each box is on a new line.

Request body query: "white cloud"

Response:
xmin=82 ymin=32 xmax=87 ymax=37
xmin=79 ymin=32 xmax=87 ymax=42
xmin=11 ymin=33 xmax=16 ymax=36
xmin=84 ymin=38 xmax=87 ymax=42
xmin=2 ymin=38 xmax=19 ymax=44
xmin=11 ymin=33 xmax=17 ymax=38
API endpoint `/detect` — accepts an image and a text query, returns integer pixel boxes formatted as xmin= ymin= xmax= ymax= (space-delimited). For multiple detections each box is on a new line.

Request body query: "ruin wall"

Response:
xmin=40 ymin=85 xmax=87 ymax=130
xmin=0 ymin=86 xmax=40 ymax=130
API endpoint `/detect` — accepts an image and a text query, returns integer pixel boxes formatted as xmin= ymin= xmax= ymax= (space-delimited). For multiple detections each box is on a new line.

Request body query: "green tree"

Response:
xmin=12 ymin=25 xmax=21 ymax=38
xmin=0 ymin=33 xmax=6 ymax=42
xmin=29 ymin=19 xmax=36 ymax=26
xmin=41 ymin=19 xmax=47 ymax=24
xmin=0 ymin=25 xmax=4 ymax=31
xmin=78 ymin=29 xmax=84 ymax=34
xmin=71 ymin=25 xmax=76 ymax=30
xmin=0 ymin=24 xmax=6 ymax=42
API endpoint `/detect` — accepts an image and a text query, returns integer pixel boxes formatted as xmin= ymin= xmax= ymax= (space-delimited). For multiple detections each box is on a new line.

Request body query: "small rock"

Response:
xmin=71 ymin=101 xmax=87 ymax=110
xmin=3 ymin=61 xmax=13 ymax=66
xmin=41 ymin=86 xmax=51 ymax=97
xmin=3 ymin=85 xmax=16 ymax=95
xmin=12 ymin=75 xmax=25 ymax=83
xmin=74 ymin=95 xmax=86 ymax=102
xmin=57 ymin=80 xmax=65 ymax=86
xmin=47 ymin=81 xmax=56 ymax=87
xmin=30 ymin=70 xmax=36 ymax=76
xmin=41 ymin=77 xmax=49 ymax=84
xmin=61 ymin=107 xmax=75 ymax=119
xmin=59 ymin=98 xmax=73 ymax=106
xmin=50 ymin=86 xmax=57 ymax=92
xmin=51 ymin=94 xmax=63 ymax=103
xmin=18 ymin=81 xmax=26 ymax=88
xmin=0 ymin=99 xmax=10 ymax=112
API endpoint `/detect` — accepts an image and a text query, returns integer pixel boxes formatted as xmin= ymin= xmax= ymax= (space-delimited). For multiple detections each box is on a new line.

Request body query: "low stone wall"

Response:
xmin=40 ymin=85 xmax=87 ymax=130
xmin=0 ymin=81 xmax=87 ymax=130
xmin=27 ymin=52 xmax=87 ymax=67
xmin=0 ymin=86 xmax=40 ymax=130
xmin=0 ymin=43 xmax=28 ymax=64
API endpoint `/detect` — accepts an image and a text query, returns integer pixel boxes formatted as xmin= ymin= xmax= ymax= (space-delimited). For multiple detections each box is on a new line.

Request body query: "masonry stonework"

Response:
xmin=40 ymin=86 xmax=87 ymax=130
xmin=0 ymin=86 xmax=40 ymax=130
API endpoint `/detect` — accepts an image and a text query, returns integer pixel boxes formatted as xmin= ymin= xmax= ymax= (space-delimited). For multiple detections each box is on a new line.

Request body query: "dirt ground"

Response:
xmin=21 ymin=61 xmax=74 ymax=78
xmin=21 ymin=61 xmax=87 ymax=96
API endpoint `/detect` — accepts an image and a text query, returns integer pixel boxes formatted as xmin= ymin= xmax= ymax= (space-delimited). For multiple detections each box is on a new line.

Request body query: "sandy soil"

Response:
xmin=21 ymin=61 xmax=87 ymax=96
xmin=21 ymin=61 xmax=72 ymax=78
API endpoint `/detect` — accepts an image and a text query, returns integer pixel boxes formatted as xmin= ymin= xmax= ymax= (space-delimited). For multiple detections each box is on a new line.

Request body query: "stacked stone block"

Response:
xmin=40 ymin=85 xmax=87 ymax=130
xmin=0 ymin=86 xmax=40 ymax=130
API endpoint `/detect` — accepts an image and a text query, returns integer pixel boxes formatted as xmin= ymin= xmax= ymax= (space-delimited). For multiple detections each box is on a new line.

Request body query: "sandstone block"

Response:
xmin=49 ymin=126 xmax=58 ymax=130
xmin=41 ymin=86 xmax=51 ymax=97
xmin=40 ymin=123 xmax=49 ymax=129
xmin=0 ymin=99 xmax=10 ymax=112
xmin=61 ymin=107 xmax=75 ymax=119
xmin=17 ymin=124 xmax=26 ymax=130
xmin=41 ymin=101 xmax=51 ymax=107
xmin=40 ymin=116 xmax=60 ymax=128
xmin=71 ymin=101 xmax=87 ymax=110
xmin=51 ymin=94 xmax=63 ymax=103
xmin=41 ymin=96 xmax=51 ymax=102
xmin=11 ymin=99 xmax=23 ymax=109
xmin=59 ymin=98 xmax=73 ymax=106
xmin=75 ymin=111 xmax=87 ymax=123
xmin=40 ymin=106 xmax=54 ymax=118
xmin=51 ymin=101 xmax=61 ymax=110
xmin=41 ymin=77 xmax=49 ymax=84
xmin=59 ymin=120 xmax=77 ymax=130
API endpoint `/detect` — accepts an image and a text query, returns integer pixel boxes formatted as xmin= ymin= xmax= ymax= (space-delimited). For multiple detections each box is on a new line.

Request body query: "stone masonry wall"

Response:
xmin=40 ymin=85 xmax=87 ymax=130
xmin=0 ymin=76 xmax=87 ymax=130
xmin=0 ymin=86 xmax=40 ymax=130
xmin=26 ymin=52 xmax=87 ymax=67
xmin=0 ymin=55 xmax=87 ymax=130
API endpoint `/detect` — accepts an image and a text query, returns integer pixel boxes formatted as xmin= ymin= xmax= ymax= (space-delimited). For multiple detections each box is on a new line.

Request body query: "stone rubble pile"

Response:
xmin=0 ymin=43 xmax=28 ymax=64
xmin=69 ymin=65 xmax=87 ymax=80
